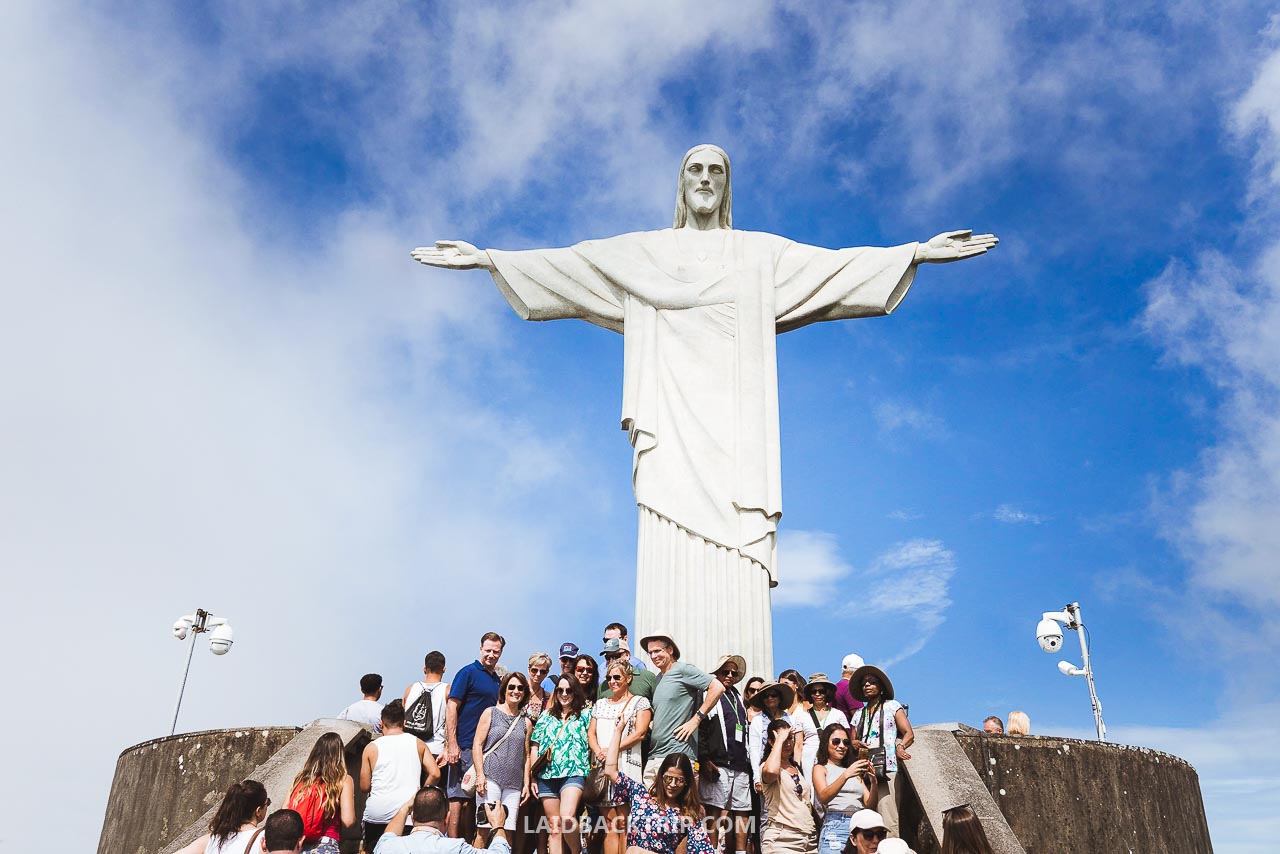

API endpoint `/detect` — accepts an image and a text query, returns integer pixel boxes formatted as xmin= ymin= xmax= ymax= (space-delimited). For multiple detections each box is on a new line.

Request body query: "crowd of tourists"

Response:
xmin=184 ymin=623 xmax=999 ymax=854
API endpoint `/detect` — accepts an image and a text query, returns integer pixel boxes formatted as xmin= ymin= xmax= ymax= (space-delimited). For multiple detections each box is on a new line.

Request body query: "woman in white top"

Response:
xmin=587 ymin=659 xmax=653 ymax=854
xmin=811 ymin=725 xmax=875 ymax=854
xmin=174 ymin=779 xmax=269 ymax=854
xmin=801 ymin=673 xmax=848 ymax=785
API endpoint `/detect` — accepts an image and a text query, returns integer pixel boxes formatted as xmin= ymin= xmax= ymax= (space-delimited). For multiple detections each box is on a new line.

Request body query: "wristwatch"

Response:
xmin=695 ymin=710 xmax=707 ymax=721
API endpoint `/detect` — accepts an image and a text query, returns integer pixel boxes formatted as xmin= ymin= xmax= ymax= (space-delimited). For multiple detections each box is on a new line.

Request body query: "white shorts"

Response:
xmin=699 ymin=767 xmax=752 ymax=812
xmin=481 ymin=782 xmax=521 ymax=831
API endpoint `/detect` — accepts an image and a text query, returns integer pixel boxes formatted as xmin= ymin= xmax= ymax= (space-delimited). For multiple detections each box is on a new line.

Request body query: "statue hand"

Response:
xmin=915 ymin=230 xmax=998 ymax=264
xmin=411 ymin=240 xmax=491 ymax=270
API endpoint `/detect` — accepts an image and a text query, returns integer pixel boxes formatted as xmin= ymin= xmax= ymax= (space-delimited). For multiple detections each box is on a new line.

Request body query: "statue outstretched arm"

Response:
xmin=913 ymin=230 xmax=998 ymax=264
xmin=411 ymin=240 xmax=494 ymax=270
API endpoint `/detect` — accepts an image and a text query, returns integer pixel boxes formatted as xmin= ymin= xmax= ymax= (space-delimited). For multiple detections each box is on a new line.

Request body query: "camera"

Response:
xmin=1036 ymin=618 xmax=1063 ymax=653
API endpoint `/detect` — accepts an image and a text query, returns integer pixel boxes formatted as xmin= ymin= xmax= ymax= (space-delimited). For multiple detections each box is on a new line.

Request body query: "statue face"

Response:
xmin=682 ymin=149 xmax=726 ymax=218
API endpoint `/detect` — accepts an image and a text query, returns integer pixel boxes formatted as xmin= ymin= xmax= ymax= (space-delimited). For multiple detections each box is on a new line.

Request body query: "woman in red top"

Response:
xmin=287 ymin=731 xmax=356 ymax=853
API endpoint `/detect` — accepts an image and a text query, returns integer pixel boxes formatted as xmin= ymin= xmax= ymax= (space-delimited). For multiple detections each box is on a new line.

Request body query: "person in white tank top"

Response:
xmin=360 ymin=700 xmax=441 ymax=853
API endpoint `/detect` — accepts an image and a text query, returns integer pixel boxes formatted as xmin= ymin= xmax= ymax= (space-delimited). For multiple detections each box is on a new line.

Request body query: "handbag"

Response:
xmin=461 ymin=711 xmax=524 ymax=797
xmin=583 ymin=698 xmax=634 ymax=804
xmin=530 ymin=717 xmax=568 ymax=778
xmin=859 ymin=703 xmax=890 ymax=781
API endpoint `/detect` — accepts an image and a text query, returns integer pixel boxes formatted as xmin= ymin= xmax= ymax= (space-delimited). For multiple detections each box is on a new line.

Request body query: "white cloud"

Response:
xmin=1140 ymin=28 xmax=1280 ymax=637
xmin=775 ymin=530 xmax=853 ymax=607
xmin=846 ymin=539 xmax=956 ymax=664
xmin=993 ymin=503 xmax=1048 ymax=525
xmin=873 ymin=400 xmax=946 ymax=437
xmin=888 ymin=509 xmax=922 ymax=521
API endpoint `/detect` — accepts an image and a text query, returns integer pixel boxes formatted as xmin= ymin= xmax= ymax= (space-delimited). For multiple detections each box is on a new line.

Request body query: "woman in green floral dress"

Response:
xmin=528 ymin=675 xmax=593 ymax=854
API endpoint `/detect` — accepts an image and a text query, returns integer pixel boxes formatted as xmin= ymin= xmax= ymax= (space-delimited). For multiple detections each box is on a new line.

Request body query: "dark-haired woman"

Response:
xmin=529 ymin=675 xmax=593 ymax=854
xmin=174 ymin=779 xmax=269 ymax=854
xmin=742 ymin=678 xmax=764 ymax=723
xmin=812 ymin=724 xmax=875 ymax=854
xmin=572 ymin=654 xmax=600 ymax=709
xmin=778 ymin=669 xmax=818 ymax=781
xmin=760 ymin=719 xmax=815 ymax=854
xmin=474 ymin=671 xmax=534 ymax=844
xmin=286 ymin=732 xmax=355 ymax=853
xmin=941 ymin=804 xmax=995 ymax=854
xmin=849 ymin=665 xmax=913 ymax=838
xmin=602 ymin=714 xmax=714 ymax=854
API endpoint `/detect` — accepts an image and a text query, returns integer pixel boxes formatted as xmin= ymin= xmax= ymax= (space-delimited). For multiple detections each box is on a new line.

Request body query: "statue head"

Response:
xmin=673 ymin=144 xmax=732 ymax=229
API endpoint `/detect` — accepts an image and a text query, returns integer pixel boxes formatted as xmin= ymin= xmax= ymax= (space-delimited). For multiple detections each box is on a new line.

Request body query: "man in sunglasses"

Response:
xmin=698 ymin=654 xmax=752 ymax=854
xmin=842 ymin=809 xmax=889 ymax=853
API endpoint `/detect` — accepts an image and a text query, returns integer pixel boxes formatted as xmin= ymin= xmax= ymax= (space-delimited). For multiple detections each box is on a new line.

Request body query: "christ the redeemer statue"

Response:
xmin=413 ymin=145 xmax=997 ymax=678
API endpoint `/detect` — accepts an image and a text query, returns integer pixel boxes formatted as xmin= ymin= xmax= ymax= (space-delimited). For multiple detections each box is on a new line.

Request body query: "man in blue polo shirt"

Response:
xmin=444 ymin=631 xmax=504 ymax=838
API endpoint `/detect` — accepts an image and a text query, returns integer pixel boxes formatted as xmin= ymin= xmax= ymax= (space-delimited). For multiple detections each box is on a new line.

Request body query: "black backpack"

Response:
xmin=405 ymin=683 xmax=436 ymax=742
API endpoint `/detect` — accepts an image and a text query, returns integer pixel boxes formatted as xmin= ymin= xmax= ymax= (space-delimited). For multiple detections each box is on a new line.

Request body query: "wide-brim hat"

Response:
xmin=638 ymin=634 xmax=681 ymax=661
xmin=804 ymin=672 xmax=837 ymax=697
xmin=745 ymin=680 xmax=795 ymax=710
xmin=709 ymin=654 xmax=747 ymax=676
xmin=851 ymin=665 xmax=895 ymax=701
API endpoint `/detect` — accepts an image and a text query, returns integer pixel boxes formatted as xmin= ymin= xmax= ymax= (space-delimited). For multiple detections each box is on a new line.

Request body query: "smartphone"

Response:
xmin=475 ymin=801 xmax=492 ymax=830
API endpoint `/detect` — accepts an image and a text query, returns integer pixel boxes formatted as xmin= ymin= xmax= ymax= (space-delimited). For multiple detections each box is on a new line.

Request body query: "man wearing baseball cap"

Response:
xmin=558 ymin=642 xmax=580 ymax=678
xmin=834 ymin=653 xmax=865 ymax=719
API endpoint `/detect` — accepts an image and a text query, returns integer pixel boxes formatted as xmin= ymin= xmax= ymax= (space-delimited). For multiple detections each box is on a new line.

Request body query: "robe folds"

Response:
xmin=488 ymin=229 xmax=917 ymax=674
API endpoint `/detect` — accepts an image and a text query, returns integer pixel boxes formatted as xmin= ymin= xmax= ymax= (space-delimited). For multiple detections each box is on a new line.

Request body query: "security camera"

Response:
xmin=1058 ymin=661 xmax=1085 ymax=677
xmin=173 ymin=619 xmax=190 ymax=640
xmin=209 ymin=623 xmax=234 ymax=655
xmin=1036 ymin=618 xmax=1063 ymax=653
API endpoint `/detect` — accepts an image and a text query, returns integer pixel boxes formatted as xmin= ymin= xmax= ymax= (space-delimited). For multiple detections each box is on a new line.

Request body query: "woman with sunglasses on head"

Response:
xmin=588 ymin=659 xmax=653 ymax=854
xmin=777 ymin=670 xmax=817 ymax=783
xmin=573 ymin=654 xmax=600 ymax=710
xmin=529 ymin=675 xmax=594 ymax=854
xmin=526 ymin=653 xmax=554 ymax=720
xmin=812 ymin=724 xmax=875 ymax=854
xmin=849 ymin=666 xmax=913 ymax=839
xmin=473 ymin=672 xmax=535 ymax=847
xmin=174 ymin=779 xmax=269 ymax=854
xmin=601 ymin=714 xmax=714 ymax=854
xmin=759 ymin=719 xmax=816 ymax=853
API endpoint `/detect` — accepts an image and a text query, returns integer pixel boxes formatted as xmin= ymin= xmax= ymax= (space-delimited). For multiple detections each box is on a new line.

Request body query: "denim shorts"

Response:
xmin=536 ymin=775 xmax=586 ymax=798
xmin=818 ymin=810 xmax=854 ymax=854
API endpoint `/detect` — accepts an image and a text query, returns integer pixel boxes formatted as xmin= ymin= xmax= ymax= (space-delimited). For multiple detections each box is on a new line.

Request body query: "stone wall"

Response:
xmin=98 ymin=726 xmax=300 ymax=854
xmin=953 ymin=732 xmax=1212 ymax=854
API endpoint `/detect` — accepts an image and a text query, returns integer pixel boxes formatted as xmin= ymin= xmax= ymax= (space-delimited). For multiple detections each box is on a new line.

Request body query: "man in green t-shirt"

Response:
xmin=639 ymin=633 xmax=725 ymax=786
xmin=597 ymin=639 xmax=657 ymax=700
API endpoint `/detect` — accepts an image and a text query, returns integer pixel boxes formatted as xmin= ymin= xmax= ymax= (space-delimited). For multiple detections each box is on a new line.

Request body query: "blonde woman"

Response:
xmin=527 ymin=652 xmax=553 ymax=720
xmin=1007 ymin=711 xmax=1030 ymax=736
xmin=285 ymin=732 xmax=355 ymax=853
xmin=588 ymin=659 xmax=653 ymax=854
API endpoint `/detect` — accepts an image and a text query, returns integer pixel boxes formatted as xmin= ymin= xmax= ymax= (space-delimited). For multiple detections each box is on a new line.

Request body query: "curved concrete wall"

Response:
xmin=954 ymin=731 xmax=1212 ymax=854
xmin=98 ymin=726 xmax=300 ymax=854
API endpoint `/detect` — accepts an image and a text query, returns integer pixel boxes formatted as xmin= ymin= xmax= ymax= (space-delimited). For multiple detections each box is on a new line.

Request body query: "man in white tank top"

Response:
xmin=361 ymin=700 xmax=442 ymax=852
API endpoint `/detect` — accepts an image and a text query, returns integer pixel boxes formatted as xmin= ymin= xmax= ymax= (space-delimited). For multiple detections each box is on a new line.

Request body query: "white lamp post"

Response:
xmin=171 ymin=608 xmax=234 ymax=735
xmin=1035 ymin=601 xmax=1106 ymax=741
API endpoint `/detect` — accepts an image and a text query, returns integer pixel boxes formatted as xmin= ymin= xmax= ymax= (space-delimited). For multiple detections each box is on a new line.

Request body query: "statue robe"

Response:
xmin=488 ymin=229 xmax=917 ymax=675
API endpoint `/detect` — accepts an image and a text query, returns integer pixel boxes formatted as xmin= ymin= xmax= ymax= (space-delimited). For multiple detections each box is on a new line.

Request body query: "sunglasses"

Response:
xmin=530 ymin=667 xmax=549 ymax=674
xmin=810 ymin=688 xmax=828 ymax=696
xmin=606 ymin=674 xmax=625 ymax=682
xmin=862 ymin=679 xmax=879 ymax=687
xmin=575 ymin=666 xmax=593 ymax=673
xmin=718 ymin=668 xmax=739 ymax=677
xmin=661 ymin=774 xmax=686 ymax=786
xmin=507 ymin=685 xmax=526 ymax=693
xmin=858 ymin=829 xmax=888 ymax=840
xmin=829 ymin=738 xmax=849 ymax=746
xmin=744 ymin=686 xmax=759 ymax=694
xmin=556 ymin=687 xmax=575 ymax=695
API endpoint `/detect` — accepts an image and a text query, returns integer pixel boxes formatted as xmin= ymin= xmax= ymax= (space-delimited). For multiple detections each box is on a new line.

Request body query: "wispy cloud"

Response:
xmin=888 ymin=509 xmax=923 ymax=521
xmin=993 ymin=504 xmax=1048 ymax=525
xmin=847 ymin=539 xmax=956 ymax=664
xmin=775 ymin=530 xmax=853 ymax=608
xmin=873 ymin=400 xmax=946 ymax=437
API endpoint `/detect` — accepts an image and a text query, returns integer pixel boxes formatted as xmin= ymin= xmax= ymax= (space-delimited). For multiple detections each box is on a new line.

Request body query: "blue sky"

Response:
xmin=3 ymin=1 xmax=1280 ymax=851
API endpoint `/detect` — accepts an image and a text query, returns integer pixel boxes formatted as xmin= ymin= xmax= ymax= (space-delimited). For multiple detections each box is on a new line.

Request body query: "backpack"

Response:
xmin=287 ymin=781 xmax=327 ymax=844
xmin=405 ymin=682 xmax=437 ymax=743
